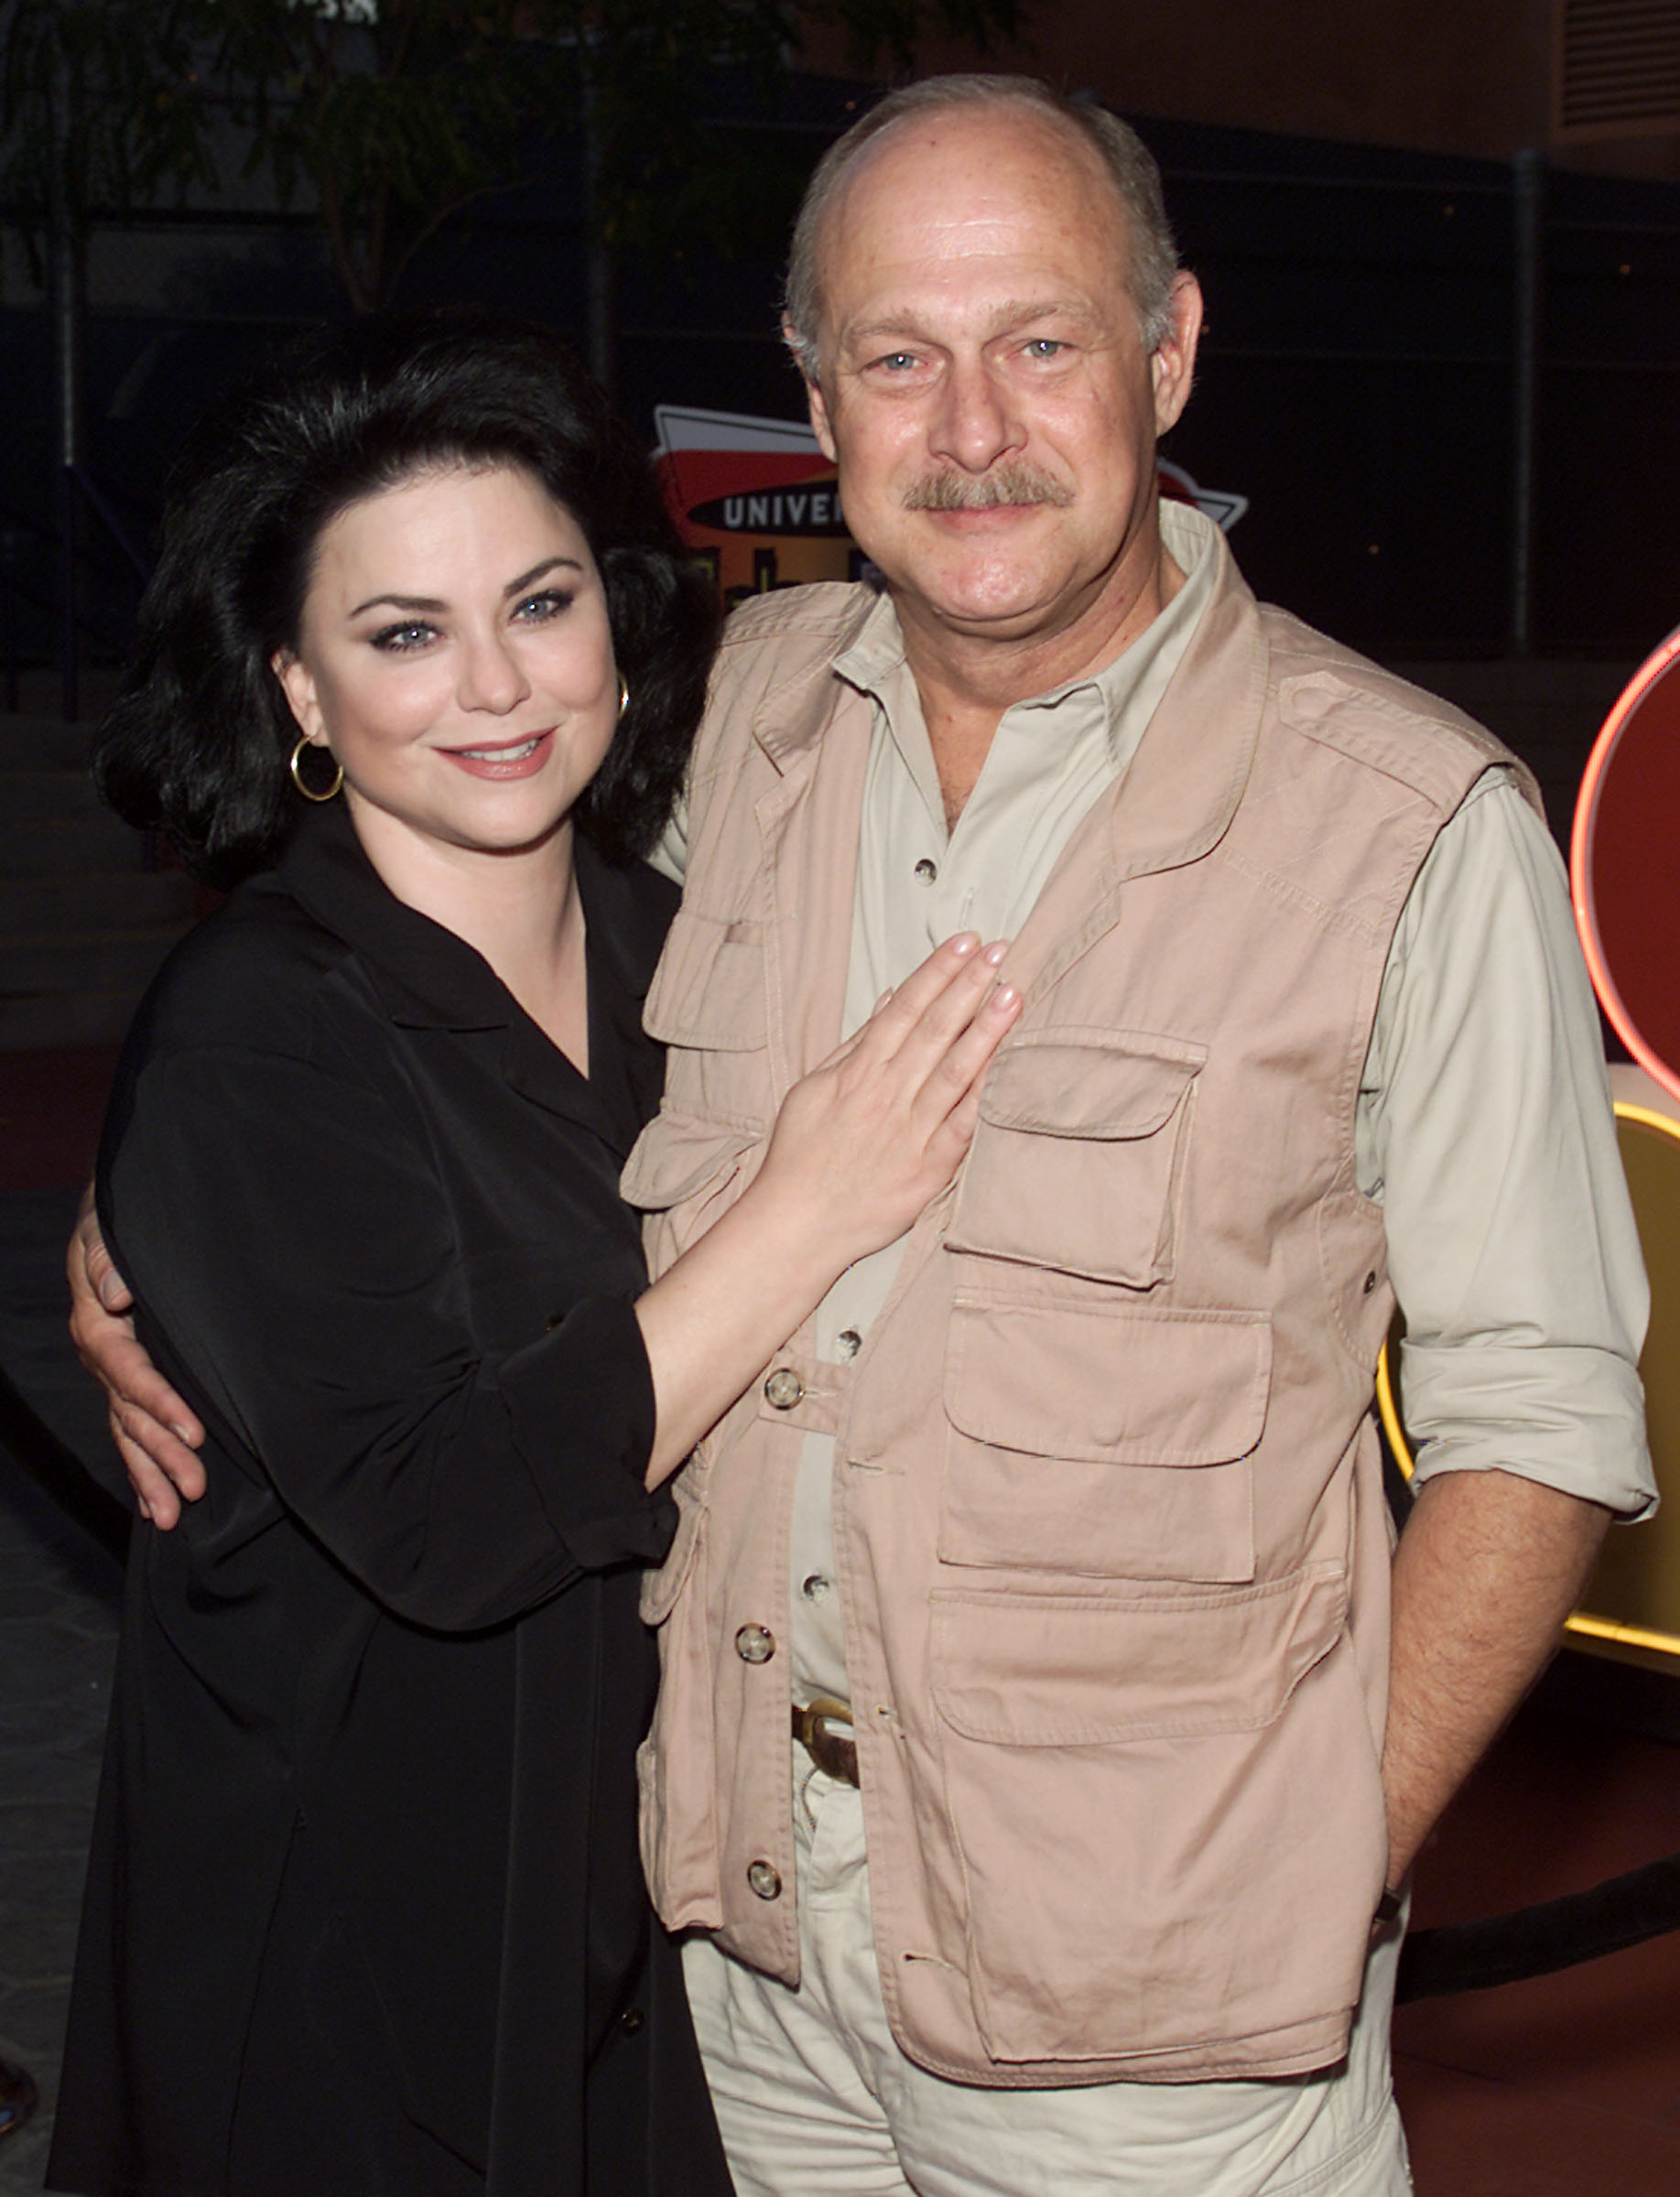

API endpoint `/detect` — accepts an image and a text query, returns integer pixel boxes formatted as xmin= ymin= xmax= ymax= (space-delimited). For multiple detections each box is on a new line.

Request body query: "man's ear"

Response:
xmin=272 ymin=648 xmax=323 ymax=745
xmin=1151 ymin=271 xmax=1204 ymax=438
xmin=783 ymin=317 xmax=838 ymax=463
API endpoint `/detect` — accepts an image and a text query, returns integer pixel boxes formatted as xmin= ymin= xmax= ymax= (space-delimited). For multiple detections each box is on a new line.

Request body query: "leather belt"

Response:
xmin=792 ymin=1695 xmax=859 ymax=1787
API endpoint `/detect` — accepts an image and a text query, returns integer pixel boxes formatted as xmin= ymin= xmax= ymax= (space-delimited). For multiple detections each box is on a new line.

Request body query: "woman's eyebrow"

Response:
xmin=347 ymin=557 xmax=584 ymax=621
xmin=503 ymin=555 xmax=584 ymax=599
xmin=348 ymin=590 xmax=445 ymax=618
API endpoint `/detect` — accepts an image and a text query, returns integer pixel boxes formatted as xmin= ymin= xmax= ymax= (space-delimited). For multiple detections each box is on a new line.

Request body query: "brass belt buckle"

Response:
xmin=793 ymin=1694 xmax=860 ymax=1786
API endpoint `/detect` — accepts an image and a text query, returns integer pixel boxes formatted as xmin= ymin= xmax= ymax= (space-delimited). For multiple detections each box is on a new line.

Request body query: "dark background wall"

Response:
xmin=6 ymin=91 xmax=1677 ymax=674
xmin=857 ymin=0 xmax=1680 ymax=179
xmin=3 ymin=16 xmax=1678 ymax=695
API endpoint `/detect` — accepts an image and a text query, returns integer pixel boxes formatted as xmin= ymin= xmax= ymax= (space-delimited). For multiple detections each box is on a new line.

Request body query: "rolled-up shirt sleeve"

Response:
xmin=103 ymin=1041 xmax=673 ymax=1631
xmin=1360 ymin=766 xmax=1655 ymax=1519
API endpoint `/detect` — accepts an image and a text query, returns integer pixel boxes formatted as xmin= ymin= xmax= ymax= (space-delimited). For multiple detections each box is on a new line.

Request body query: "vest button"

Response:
xmin=801 ymin=1573 xmax=831 ymax=1602
xmin=747 ymin=1859 xmax=783 ymax=1900
xmin=734 ymin=1623 xmax=775 ymax=1664
xmin=619 ymin=2006 xmax=645 ymax=2037
xmin=764 ymin=1367 xmax=804 ymax=1410
xmin=1362 ymin=1271 xmax=1378 ymax=1294
xmin=914 ymin=857 xmax=938 ymax=883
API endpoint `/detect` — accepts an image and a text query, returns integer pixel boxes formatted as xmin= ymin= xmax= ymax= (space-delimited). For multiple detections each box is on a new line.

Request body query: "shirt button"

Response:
xmin=801 ymin=1573 xmax=831 ymax=1602
xmin=914 ymin=857 xmax=938 ymax=883
xmin=764 ymin=1367 xmax=804 ymax=1410
xmin=747 ymin=1859 xmax=783 ymax=1900
xmin=734 ymin=1623 xmax=775 ymax=1664
xmin=835 ymin=1328 xmax=862 ymax=1361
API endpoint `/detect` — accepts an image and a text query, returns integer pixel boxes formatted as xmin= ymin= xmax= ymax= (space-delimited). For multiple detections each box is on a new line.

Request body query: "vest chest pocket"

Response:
xmin=945 ymin=1028 xmax=1204 ymax=1285
xmin=940 ymin=1294 xmax=1270 ymax=1582
xmin=641 ymin=907 xmax=769 ymax=1133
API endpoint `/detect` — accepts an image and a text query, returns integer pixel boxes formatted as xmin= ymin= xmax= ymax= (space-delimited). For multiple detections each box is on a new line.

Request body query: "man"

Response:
xmin=82 ymin=73 xmax=1651 ymax=2197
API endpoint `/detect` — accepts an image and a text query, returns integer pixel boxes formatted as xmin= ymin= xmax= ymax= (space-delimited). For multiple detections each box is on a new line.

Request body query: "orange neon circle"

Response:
xmin=1570 ymin=625 xmax=1680 ymax=1106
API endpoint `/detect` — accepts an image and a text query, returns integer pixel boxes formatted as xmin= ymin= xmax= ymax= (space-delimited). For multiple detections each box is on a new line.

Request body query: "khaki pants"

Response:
xmin=684 ymin=1770 xmax=1411 ymax=2197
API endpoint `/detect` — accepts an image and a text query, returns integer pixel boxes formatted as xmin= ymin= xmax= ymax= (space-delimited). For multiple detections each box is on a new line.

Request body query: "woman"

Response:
xmin=47 ymin=312 xmax=1017 ymax=2197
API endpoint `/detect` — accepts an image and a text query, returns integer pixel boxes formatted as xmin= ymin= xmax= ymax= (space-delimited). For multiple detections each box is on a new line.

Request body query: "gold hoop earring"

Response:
xmin=289 ymin=735 xmax=343 ymax=803
xmin=616 ymin=677 xmax=630 ymax=724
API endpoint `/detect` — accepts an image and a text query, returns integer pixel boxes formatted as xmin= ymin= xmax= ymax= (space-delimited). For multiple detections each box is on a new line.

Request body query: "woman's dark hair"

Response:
xmin=99 ymin=308 xmax=720 ymax=883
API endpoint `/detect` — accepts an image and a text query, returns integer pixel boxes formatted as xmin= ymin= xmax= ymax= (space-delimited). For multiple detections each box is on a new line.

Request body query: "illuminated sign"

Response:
xmin=652 ymin=406 xmax=859 ymax=609
xmin=653 ymin=406 xmax=1250 ymax=607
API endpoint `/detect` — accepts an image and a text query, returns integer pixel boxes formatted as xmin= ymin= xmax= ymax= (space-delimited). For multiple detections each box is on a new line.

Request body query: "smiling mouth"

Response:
xmin=446 ymin=732 xmax=550 ymax=763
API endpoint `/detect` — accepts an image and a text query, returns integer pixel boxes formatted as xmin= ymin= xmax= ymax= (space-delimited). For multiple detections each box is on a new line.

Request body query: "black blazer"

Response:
xmin=49 ymin=805 xmax=728 ymax=2197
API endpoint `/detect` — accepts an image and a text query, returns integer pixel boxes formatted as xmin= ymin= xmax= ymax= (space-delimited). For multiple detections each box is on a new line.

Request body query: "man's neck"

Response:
xmin=902 ymin=540 xmax=1188 ymax=831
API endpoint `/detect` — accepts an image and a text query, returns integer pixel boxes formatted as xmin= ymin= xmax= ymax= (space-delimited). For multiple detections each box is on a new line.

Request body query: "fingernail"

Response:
xmin=137 ymin=1497 xmax=151 ymax=1522
xmin=982 ymin=940 xmax=1010 ymax=966
xmin=989 ymin=984 xmax=1020 ymax=1012
xmin=949 ymin=931 xmax=980 ymax=956
xmin=97 ymin=1277 xmax=123 ymax=1310
xmin=170 ymin=1424 xmax=195 ymax=1444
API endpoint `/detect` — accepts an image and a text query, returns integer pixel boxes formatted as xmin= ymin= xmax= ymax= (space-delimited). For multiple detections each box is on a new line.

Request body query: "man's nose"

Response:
xmin=928 ymin=356 xmax=1024 ymax=474
xmin=457 ymin=628 xmax=530 ymax=714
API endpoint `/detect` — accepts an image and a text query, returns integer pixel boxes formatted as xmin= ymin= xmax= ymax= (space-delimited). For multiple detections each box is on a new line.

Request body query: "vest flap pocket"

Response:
xmin=947 ymin=1029 xmax=1203 ymax=1284
xmin=940 ymin=1298 xmax=1268 ymax=1581
xmin=930 ymin=1564 xmax=1345 ymax=1746
xmin=621 ymin=1109 xmax=756 ymax=1213
xmin=947 ymin=1296 xmax=1269 ymax=1464
xmin=638 ymin=1478 xmax=706 ymax=1627
xmin=976 ymin=1030 xmax=1204 ymax=1139
xmin=925 ymin=1569 xmax=1374 ymax=2068
xmin=643 ymin=909 xmax=765 ymax=1051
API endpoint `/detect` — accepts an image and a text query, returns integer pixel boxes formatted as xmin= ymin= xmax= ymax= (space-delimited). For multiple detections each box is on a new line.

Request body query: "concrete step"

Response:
xmin=0 ymin=812 xmax=149 ymax=875
xmin=0 ymin=714 xmax=98 ymax=769
xmin=0 ymin=988 xmax=146 ymax=1051
xmin=5 ymin=767 xmax=106 ymax=820
xmin=2 ymin=925 xmax=187 ymax=1000
xmin=0 ymin=869 xmax=197 ymax=933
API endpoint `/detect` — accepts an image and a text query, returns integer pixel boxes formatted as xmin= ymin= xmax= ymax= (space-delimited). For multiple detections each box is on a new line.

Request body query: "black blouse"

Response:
xmin=49 ymin=805 xmax=727 ymax=2197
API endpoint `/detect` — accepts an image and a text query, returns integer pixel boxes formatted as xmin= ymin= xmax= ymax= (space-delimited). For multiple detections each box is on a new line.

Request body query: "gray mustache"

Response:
xmin=901 ymin=465 xmax=1075 ymax=512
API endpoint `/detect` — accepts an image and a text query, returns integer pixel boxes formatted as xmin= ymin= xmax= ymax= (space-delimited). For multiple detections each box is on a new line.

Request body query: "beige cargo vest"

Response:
xmin=623 ymin=547 xmax=1526 ymax=2086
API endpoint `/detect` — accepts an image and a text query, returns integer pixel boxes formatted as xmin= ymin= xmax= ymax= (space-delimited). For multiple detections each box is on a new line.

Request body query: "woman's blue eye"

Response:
xmin=515 ymin=590 xmax=573 ymax=622
xmin=371 ymin=622 xmax=434 ymax=652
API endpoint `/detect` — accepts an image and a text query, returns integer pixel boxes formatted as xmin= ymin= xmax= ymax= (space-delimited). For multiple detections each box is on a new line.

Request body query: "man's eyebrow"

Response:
xmin=840 ymin=300 xmax=1092 ymax=352
xmin=347 ymin=557 xmax=583 ymax=621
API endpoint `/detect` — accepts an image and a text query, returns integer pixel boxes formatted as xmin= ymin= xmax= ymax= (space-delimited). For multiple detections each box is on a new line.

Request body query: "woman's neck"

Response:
xmin=344 ymin=798 xmax=591 ymax=1072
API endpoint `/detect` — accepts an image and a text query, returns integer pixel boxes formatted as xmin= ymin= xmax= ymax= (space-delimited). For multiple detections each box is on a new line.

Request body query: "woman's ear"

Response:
xmin=271 ymin=648 xmax=323 ymax=743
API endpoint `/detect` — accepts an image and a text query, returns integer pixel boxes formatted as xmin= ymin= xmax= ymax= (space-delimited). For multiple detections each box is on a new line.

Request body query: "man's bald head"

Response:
xmin=784 ymin=75 xmax=1180 ymax=389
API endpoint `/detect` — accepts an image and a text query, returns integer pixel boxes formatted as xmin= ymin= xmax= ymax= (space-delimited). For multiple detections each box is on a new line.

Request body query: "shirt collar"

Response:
xmin=275 ymin=799 xmax=669 ymax=1034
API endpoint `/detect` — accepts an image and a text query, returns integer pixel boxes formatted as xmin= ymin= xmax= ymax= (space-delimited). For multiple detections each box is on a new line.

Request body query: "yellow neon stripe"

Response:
xmin=1375 ymin=1336 xmax=1411 ymax=1481
xmin=1613 ymin=1101 xmax=1680 ymax=1144
xmin=1566 ymin=1611 xmax=1680 ymax=1657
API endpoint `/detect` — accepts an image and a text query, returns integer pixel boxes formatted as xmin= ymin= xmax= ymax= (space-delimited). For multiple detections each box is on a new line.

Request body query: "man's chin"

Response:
xmin=899 ymin=564 xmax=1080 ymax=643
